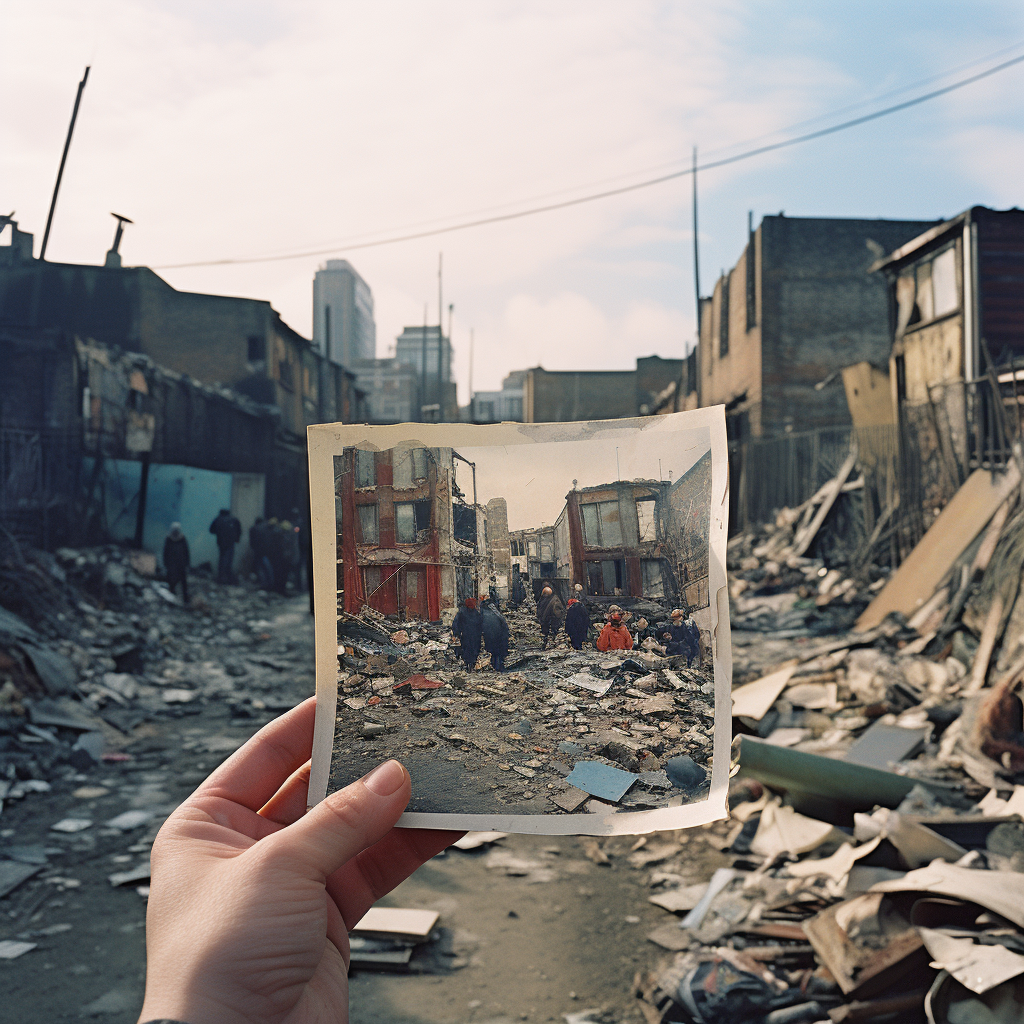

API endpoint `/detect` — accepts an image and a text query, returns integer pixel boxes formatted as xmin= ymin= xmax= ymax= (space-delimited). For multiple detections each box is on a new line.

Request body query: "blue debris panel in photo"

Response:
xmin=565 ymin=761 xmax=638 ymax=804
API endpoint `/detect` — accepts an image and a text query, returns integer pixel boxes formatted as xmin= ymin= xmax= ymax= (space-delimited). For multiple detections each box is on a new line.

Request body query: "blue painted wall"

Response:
xmin=84 ymin=459 xmax=233 ymax=570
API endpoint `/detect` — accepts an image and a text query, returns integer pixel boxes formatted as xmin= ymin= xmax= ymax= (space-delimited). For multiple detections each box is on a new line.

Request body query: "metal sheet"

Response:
xmin=564 ymin=761 xmax=638 ymax=803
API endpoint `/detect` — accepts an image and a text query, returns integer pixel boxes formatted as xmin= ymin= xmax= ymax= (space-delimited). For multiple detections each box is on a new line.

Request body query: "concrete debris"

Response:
xmin=330 ymin=592 xmax=715 ymax=816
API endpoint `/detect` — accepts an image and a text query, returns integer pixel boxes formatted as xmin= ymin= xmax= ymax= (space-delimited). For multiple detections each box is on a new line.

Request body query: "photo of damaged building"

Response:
xmin=510 ymin=450 xmax=712 ymax=613
xmin=334 ymin=446 xmax=513 ymax=621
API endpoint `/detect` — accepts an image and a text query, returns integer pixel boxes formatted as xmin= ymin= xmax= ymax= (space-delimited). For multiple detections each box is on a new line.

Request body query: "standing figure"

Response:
xmin=564 ymin=594 xmax=591 ymax=650
xmin=597 ymin=612 xmax=633 ymax=651
xmin=480 ymin=596 xmax=511 ymax=672
xmin=683 ymin=613 xmax=701 ymax=669
xmin=249 ymin=517 xmax=274 ymax=590
xmin=539 ymin=588 xmax=565 ymax=648
xmin=163 ymin=522 xmax=190 ymax=605
xmin=210 ymin=508 xmax=242 ymax=584
xmin=451 ymin=598 xmax=484 ymax=671
xmin=536 ymin=585 xmax=553 ymax=625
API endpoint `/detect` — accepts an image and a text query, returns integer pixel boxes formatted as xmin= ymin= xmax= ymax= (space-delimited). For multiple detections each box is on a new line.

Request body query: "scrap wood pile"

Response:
xmin=727 ymin=470 xmax=886 ymax=638
xmin=631 ymin=459 xmax=1024 ymax=1022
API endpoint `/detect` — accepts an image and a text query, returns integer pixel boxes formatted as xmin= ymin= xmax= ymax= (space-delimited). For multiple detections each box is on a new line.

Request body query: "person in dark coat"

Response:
xmin=451 ymin=598 xmax=484 ymax=671
xmin=536 ymin=585 xmax=553 ymax=625
xmin=564 ymin=596 xmax=591 ymax=650
xmin=162 ymin=522 xmax=190 ymax=604
xmin=682 ymin=614 xmax=701 ymax=668
xmin=479 ymin=596 xmax=510 ymax=672
xmin=250 ymin=518 xmax=274 ymax=590
xmin=210 ymin=508 xmax=242 ymax=584
xmin=510 ymin=570 xmax=526 ymax=610
xmin=660 ymin=609 xmax=698 ymax=666
xmin=540 ymin=589 xmax=565 ymax=648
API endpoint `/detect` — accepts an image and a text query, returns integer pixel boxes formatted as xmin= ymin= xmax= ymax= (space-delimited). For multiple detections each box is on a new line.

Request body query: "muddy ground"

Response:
xmin=1 ymin=581 xmax=728 ymax=1023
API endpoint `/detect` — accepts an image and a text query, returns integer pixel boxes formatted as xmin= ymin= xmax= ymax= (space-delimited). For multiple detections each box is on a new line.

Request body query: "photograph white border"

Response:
xmin=307 ymin=407 xmax=730 ymax=836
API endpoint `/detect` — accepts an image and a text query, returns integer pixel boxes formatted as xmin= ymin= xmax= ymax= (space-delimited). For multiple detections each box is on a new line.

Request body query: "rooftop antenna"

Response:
xmin=105 ymin=212 xmax=133 ymax=267
xmin=40 ymin=66 xmax=90 ymax=261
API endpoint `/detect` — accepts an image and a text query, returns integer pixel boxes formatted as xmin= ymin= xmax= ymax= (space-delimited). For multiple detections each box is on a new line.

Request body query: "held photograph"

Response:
xmin=308 ymin=410 xmax=730 ymax=835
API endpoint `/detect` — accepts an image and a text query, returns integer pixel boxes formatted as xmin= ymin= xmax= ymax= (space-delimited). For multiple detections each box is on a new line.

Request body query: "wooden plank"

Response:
xmin=731 ymin=660 xmax=799 ymax=720
xmin=856 ymin=465 xmax=1020 ymax=631
xmin=792 ymin=446 xmax=859 ymax=557
xmin=351 ymin=907 xmax=439 ymax=940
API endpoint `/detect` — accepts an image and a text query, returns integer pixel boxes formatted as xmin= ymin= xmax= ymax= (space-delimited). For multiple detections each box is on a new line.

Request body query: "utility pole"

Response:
xmin=692 ymin=145 xmax=703 ymax=409
xmin=420 ymin=303 xmax=428 ymax=421
xmin=468 ymin=328 xmax=474 ymax=421
xmin=437 ymin=253 xmax=444 ymax=420
xmin=40 ymin=66 xmax=90 ymax=261
xmin=447 ymin=302 xmax=455 ymax=417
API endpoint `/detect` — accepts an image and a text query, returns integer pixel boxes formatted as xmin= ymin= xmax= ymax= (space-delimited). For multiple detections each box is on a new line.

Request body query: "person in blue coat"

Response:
xmin=479 ymin=595 xmax=511 ymax=672
xmin=451 ymin=598 xmax=484 ymax=671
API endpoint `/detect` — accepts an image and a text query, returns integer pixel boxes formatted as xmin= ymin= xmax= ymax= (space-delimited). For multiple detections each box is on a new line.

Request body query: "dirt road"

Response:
xmin=1 ymin=585 xmax=723 ymax=1022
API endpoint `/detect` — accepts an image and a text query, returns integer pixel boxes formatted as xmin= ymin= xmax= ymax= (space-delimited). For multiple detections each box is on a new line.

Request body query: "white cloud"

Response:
xmin=3 ymin=0 xmax=1022 ymax=411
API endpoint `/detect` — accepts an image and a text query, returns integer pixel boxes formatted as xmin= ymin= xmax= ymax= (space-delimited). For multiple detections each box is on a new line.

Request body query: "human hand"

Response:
xmin=138 ymin=697 xmax=459 ymax=1024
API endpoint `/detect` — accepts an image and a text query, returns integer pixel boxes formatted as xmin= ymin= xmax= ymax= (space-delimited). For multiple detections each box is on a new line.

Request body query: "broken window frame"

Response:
xmin=636 ymin=497 xmax=658 ymax=543
xmin=357 ymin=504 xmax=378 ymax=544
xmin=355 ymin=449 xmax=376 ymax=488
xmin=580 ymin=500 xmax=622 ymax=547
xmin=394 ymin=502 xmax=416 ymax=544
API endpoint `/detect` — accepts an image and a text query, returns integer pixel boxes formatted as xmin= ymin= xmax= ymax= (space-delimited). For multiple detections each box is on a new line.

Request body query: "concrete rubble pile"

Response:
xmin=0 ymin=540 xmax=316 ymax=965
xmin=335 ymin=602 xmax=716 ymax=814
xmin=632 ymin=456 xmax=1024 ymax=1023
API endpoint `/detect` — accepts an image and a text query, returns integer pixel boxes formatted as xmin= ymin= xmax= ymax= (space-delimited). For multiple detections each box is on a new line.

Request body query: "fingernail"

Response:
xmin=362 ymin=759 xmax=406 ymax=796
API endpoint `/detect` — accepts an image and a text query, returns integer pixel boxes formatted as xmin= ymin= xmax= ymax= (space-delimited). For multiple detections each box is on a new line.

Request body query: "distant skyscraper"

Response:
xmin=313 ymin=260 xmax=375 ymax=367
xmin=395 ymin=325 xmax=457 ymax=421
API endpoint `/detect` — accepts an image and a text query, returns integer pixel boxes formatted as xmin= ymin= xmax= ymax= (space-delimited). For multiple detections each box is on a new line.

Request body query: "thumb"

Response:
xmin=264 ymin=759 xmax=412 ymax=879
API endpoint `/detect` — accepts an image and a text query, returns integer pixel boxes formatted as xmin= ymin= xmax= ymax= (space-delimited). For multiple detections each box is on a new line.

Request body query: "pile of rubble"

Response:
xmin=0 ymin=541 xmax=313 ymax=848
xmin=632 ymin=457 xmax=1024 ymax=1021
xmin=332 ymin=607 xmax=716 ymax=815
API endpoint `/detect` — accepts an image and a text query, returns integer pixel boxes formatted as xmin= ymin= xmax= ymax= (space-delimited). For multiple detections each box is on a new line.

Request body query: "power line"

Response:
xmin=155 ymin=50 xmax=1024 ymax=271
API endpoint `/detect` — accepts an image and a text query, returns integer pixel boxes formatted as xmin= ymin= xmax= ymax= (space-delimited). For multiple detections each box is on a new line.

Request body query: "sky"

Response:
xmin=456 ymin=426 xmax=710 ymax=530
xmin=4 ymin=2 xmax=1024 ymax=402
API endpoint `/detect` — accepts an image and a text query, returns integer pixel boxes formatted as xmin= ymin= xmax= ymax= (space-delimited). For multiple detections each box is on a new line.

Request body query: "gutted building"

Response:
xmin=336 ymin=446 xmax=456 ymax=621
xmin=554 ymin=480 xmax=678 ymax=602
xmin=0 ymin=219 xmax=365 ymax=438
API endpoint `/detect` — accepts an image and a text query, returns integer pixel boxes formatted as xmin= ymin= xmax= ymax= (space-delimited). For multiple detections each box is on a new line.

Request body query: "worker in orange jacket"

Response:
xmin=596 ymin=612 xmax=634 ymax=651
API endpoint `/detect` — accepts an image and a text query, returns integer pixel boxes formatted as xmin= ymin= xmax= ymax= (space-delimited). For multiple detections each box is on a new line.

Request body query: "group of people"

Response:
xmin=450 ymin=594 xmax=511 ymax=672
xmin=536 ymin=583 xmax=701 ymax=666
xmin=160 ymin=509 xmax=312 ymax=606
xmin=250 ymin=515 xmax=309 ymax=596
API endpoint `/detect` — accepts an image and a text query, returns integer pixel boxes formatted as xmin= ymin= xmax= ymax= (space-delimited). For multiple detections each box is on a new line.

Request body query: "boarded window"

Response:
xmin=916 ymin=261 xmax=934 ymax=322
xmin=932 ymin=248 xmax=958 ymax=317
xmin=357 ymin=505 xmax=378 ymax=544
xmin=406 ymin=571 xmax=418 ymax=598
xmin=581 ymin=503 xmax=599 ymax=545
xmin=395 ymin=503 xmax=416 ymax=543
xmin=540 ymin=533 xmax=553 ymax=560
xmin=355 ymin=450 xmax=376 ymax=487
xmin=412 ymin=448 xmax=428 ymax=480
xmin=636 ymin=499 xmax=657 ymax=542
xmin=528 ymin=540 xmax=538 ymax=557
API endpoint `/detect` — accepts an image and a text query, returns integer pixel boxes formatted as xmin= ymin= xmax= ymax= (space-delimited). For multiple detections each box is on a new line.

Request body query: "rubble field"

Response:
xmin=330 ymin=601 xmax=716 ymax=816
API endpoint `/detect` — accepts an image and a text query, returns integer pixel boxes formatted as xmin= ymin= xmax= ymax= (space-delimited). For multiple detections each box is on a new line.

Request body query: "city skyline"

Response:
xmin=4 ymin=2 xmax=1022 ymax=405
